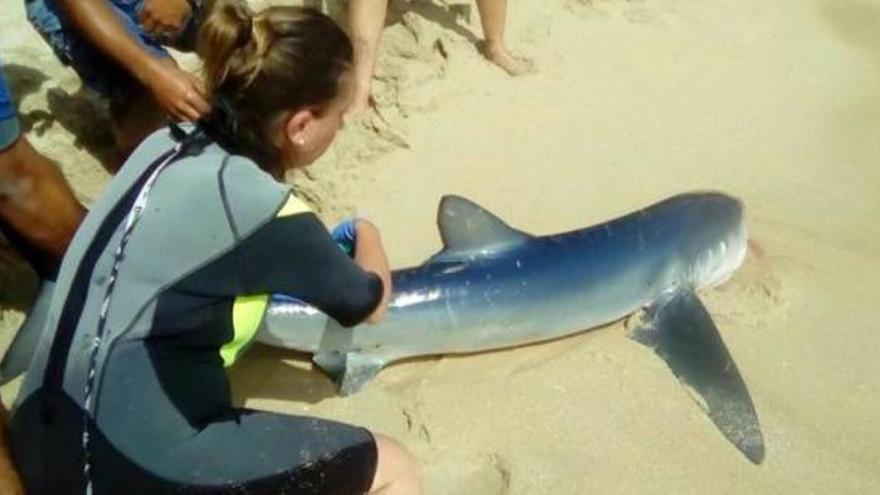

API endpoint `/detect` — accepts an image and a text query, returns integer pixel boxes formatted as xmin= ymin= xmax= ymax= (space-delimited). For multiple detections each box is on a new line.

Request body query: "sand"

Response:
xmin=2 ymin=0 xmax=879 ymax=493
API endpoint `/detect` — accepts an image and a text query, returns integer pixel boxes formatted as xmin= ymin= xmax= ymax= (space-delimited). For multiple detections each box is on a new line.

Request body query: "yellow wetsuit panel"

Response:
xmin=223 ymin=294 xmax=269 ymax=367
xmin=223 ymin=195 xmax=311 ymax=367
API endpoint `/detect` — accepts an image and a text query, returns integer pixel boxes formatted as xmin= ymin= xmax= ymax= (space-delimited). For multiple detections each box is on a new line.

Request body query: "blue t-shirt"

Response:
xmin=0 ymin=61 xmax=15 ymax=121
xmin=24 ymin=0 xmax=193 ymax=101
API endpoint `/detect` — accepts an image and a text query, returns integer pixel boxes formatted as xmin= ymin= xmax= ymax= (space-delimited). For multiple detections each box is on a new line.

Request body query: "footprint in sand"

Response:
xmin=455 ymin=452 xmax=513 ymax=494
xmin=620 ymin=0 xmax=661 ymax=24
xmin=488 ymin=453 xmax=513 ymax=494
xmin=425 ymin=451 xmax=514 ymax=494
xmin=401 ymin=405 xmax=433 ymax=444
xmin=565 ymin=0 xmax=668 ymax=25
xmin=399 ymin=387 xmax=438 ymax=445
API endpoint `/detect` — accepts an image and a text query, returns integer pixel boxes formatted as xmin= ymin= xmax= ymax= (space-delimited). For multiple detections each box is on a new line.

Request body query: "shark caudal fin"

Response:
xmin=428 ymin=195 xmax=532 ymax=263
xmin=629 ymin=288 xmax=765 ymax=464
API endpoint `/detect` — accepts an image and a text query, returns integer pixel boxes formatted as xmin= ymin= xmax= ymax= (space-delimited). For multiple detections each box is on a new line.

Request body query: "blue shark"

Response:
xmin=257 ymin=192 xmax=765 ymax=464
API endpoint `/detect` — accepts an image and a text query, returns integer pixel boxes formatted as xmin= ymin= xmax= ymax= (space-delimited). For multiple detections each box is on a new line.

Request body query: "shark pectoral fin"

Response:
xmin=629 ymin=289 xmax=765 ymax=464
xmin=0 ymin=281 xmax=55 ymax=385
xmin=312 ymin=351 xmax=387 ymax=396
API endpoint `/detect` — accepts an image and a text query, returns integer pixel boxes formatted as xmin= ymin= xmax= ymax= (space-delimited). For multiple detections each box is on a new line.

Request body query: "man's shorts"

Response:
xmin=0 ymin=62 xmax=21 ymax=152
xmin=25 ymin=0 xmax=199 ymax=104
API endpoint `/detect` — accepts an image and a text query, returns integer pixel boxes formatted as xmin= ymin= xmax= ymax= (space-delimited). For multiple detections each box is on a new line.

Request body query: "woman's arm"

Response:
xmin=352 ymin=220 xmax=392 ymax=324
xmin=214 ymin=202 xmax=388 ymax=327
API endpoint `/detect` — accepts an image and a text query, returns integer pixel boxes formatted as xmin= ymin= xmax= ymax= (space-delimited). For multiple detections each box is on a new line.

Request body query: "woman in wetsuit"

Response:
xmin=8 ymin=1 xmax=421 ymax=493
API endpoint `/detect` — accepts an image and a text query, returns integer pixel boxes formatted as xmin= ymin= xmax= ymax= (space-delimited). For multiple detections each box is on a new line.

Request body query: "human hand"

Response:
xmin=139 ymin=0 xmax=192 ymax=41
xmin=144 ymin=58 xmax=210 ymax=122
xmin=352 ymin=220 xmax=392 ymax=324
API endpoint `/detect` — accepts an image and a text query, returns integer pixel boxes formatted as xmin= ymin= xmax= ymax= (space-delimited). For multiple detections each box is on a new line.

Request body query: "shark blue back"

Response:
xmin=326 ymin=193 xmax=740 ymax=348
xmin=256 ymin=192 xmax=762 ymax=463
xmin=259 ymin=192 xmax=747 ymax=363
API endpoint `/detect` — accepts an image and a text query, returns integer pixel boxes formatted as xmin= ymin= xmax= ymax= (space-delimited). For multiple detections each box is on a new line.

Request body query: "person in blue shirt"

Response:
xmin=25 ymin=0 xmax=212 ymax=170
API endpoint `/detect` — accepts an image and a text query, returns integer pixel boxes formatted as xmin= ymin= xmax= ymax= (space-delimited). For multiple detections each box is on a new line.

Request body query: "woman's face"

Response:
xmin=280 ymin=72 xmax=355 ymax=169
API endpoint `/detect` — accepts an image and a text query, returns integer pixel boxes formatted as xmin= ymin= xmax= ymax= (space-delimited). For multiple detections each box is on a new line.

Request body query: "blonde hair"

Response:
xmin=197 ymin=0 xmax=353 ymax=176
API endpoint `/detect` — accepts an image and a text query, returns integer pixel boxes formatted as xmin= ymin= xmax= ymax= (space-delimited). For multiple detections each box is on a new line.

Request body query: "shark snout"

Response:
xmin=689 ymin=193 xmax=747 ymax=288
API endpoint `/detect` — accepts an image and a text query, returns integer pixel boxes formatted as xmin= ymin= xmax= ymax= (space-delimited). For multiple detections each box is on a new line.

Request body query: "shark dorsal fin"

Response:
xmin=429 ymin=195 xmax=531 ymax=263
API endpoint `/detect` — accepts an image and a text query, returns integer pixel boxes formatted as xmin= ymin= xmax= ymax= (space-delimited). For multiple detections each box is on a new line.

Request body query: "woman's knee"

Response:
xmin=370 ymin=433 xmax=422 ymax=494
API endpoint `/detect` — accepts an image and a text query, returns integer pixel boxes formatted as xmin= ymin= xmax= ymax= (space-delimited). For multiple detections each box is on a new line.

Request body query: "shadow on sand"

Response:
xmin=229 ymin=345 xmax=339 ymax=405
xmin=4 ymin=63 xmax=115 ymax=165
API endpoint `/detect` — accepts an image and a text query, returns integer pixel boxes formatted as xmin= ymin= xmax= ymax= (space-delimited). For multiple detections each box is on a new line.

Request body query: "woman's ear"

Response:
xmin=284 ymin=108 xmax=316 ymax=148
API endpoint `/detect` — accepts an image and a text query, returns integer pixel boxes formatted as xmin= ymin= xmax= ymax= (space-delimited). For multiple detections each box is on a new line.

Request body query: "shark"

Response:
xmin=256 ymin=192 xmax=765 ymax=464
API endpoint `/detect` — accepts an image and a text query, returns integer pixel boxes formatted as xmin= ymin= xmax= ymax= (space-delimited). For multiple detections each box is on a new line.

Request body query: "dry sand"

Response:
xmin=2 ymin=0 xmax=879 ymax=493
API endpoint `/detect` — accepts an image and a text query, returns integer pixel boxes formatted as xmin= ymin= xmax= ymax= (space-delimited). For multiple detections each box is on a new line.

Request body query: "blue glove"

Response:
xmin=330 ymin=218 xmax=358 ymax=256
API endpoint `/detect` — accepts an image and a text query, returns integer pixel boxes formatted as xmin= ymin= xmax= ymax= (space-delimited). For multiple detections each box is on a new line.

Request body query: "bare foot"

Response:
xmin=478 ymin=41 xmax=534 ymax=76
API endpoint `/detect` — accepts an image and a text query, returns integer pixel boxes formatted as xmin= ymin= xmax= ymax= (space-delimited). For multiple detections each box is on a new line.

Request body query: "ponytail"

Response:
xmin=196 ymin=0 xmax=353 ymax=176
xmin=199 ymin=0 xmax=256 ymax=92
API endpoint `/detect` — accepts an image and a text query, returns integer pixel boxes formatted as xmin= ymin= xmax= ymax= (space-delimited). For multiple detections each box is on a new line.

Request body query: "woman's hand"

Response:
xmin=353 ymin=220 xmax=392 ymax=324
xmin=143 ymin=58 xmax=210 ymax=122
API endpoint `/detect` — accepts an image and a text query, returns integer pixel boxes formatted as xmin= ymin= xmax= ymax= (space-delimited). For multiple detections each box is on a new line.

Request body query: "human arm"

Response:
xmin=331 ymin=218 xmax=393 ymax=324
xmin=234 ymin=207 xmax=391 ymax=327
xmin=57 ymin=0 xmax=209 ymax=120
xmin=350 ymin=219 xmax=392 ymax=324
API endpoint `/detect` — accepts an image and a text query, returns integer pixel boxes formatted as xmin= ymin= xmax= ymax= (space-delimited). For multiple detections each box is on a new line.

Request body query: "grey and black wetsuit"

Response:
xmin=10 ymin=128 xmax=383 ymax=494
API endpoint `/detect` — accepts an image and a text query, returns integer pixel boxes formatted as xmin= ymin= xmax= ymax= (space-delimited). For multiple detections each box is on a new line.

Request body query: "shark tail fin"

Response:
xmin=629 ymin=288 xmax=765 ymax=464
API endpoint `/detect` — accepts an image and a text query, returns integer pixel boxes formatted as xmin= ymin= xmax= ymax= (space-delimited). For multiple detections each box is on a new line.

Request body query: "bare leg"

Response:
xmin=347 ymin=0 xmax=390 ymax=114
xmin=0 ymin=137 xmax=86 ymax=278
xmin=368 ymin=434 xmax=422 ymax=495
xmin=107 ymin=84 xmax=167 ymax=174
xmin=474 ymin=0 xmax=533 ymax=75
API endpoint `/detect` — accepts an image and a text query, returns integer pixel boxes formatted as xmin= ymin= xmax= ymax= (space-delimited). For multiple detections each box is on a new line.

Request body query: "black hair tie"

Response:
xmin=168 ymin=122 xmax=213 ymax=157
xmin=196 ymin=95 xmax=238 ymax=151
